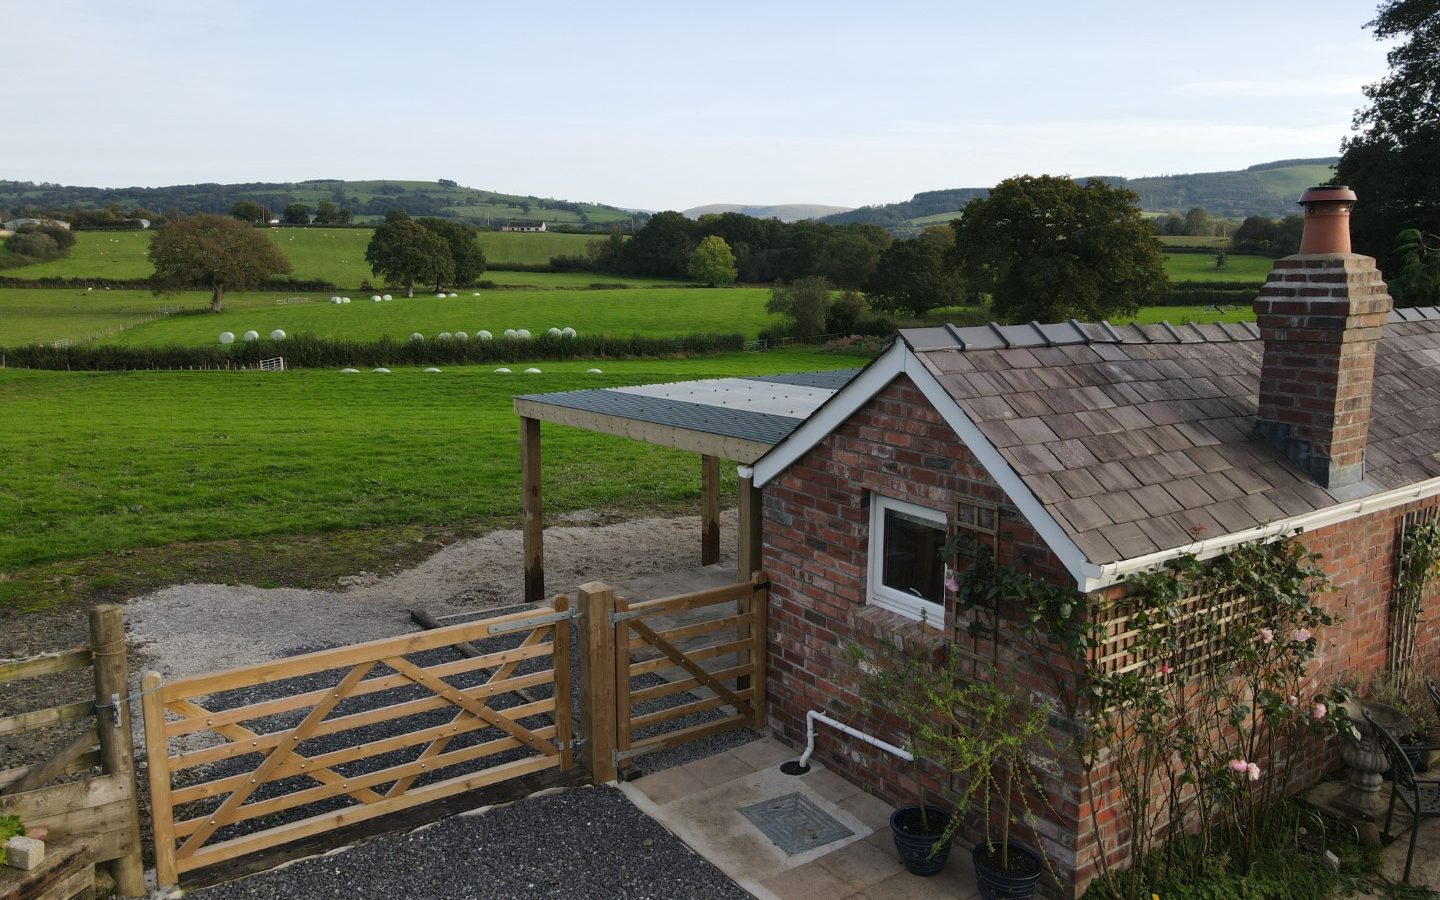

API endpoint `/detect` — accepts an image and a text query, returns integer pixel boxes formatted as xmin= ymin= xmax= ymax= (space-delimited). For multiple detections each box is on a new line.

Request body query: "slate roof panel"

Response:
xmin=903 ymin=312 xmax=1440 ymax=567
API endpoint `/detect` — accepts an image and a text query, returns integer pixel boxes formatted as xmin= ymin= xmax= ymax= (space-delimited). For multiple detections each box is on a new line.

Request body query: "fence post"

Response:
xmin=90 ymin=604 xmax=145 ymax=897
xmin=576 ymin=582 xmax=618 ymax=784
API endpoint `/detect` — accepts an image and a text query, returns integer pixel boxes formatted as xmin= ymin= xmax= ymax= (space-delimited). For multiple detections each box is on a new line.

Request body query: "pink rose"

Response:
xmin=1247 ymin=762 xmax=1261 ymax=781
xmin=944 ymin=576 xmax=959 ymax=593
xmin=1292 ymin=628 xmax=1312 ymax=643
xmin=1259 ymin=628 xmax=1274 ymax=644
xmin=1313 ymin=703 xmax=1327 ymax=720
xmin=1158 ymin=663 xmax=1173 ymax=676
xmin=1228 ymin=758 xmax=1248 ymax=774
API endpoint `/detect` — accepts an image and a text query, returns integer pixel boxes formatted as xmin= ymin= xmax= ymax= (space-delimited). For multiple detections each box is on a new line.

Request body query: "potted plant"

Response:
xmin=848 ymin=626 xmax=957 ymax=876
xmin=924 ymin=663 xmax=1051 ymax=900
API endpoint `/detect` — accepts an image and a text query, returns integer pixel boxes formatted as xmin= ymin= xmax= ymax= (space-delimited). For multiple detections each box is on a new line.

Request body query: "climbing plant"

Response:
xmin=1392 ymin=517 xmax=1440 ymax=689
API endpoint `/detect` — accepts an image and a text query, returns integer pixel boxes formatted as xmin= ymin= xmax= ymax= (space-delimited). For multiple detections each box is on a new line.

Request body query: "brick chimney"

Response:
xmin=1253 ymin=187 xmax=1393 ymax=489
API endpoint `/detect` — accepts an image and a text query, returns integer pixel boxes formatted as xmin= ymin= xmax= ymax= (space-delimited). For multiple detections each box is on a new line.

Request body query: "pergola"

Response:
xmin=511 ymin=369 xmax=857 ymax=603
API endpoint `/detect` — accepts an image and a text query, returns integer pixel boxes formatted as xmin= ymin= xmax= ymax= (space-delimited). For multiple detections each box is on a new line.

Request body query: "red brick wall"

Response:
xmin=760 ymin=372 xmax=1440 ymax=896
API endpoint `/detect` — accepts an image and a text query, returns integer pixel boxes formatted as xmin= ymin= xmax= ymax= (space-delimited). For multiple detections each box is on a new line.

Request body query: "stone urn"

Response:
xmin=1336 ymin=699 xmax=1415 ymax=819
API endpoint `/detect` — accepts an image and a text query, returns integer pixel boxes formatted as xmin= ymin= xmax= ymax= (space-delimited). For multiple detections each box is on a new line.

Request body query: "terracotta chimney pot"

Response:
xmin=1297 ymin=185 xmax=1358 ymax=254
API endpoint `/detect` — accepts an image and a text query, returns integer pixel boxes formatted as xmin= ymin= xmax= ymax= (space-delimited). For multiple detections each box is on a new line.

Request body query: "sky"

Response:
xmin=8 ymin=1 xmax=1393 ymax=212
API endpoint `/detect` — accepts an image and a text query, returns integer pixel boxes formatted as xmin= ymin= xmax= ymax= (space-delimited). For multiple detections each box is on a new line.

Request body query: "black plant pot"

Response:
xmin=973 ymin=841 xmax=1042 ymax=900
xmin=889 ymin=805 xmax=953 ymax=876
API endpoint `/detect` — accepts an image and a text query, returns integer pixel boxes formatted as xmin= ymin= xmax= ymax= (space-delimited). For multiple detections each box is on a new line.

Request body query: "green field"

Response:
xmin=1121 ymin=304 xmax=1254 ymax=325
xmin=1163 ymin=251 xmax=1270 ymax=282
xmin=4 ymin=228 xmax=610 ymax=287
xmin=0 ymin=349 xmax=852 ymax=577
xmin=1250 ymin=163 xmax=1336 ymax=201
xmin=1156 ymin=235 xmax=1232 ymax=249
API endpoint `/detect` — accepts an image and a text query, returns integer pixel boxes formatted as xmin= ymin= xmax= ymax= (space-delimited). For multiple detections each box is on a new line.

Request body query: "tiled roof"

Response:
xmin=901 ymin=308 xmax=1440 ymax=567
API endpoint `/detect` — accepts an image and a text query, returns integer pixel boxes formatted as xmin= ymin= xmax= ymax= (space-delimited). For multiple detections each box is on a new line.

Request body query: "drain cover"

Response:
xmin=739 ymin=792 xmax=853 ymax=855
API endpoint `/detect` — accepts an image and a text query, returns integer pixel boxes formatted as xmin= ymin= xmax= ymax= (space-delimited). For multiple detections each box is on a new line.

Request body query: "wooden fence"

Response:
xmin=0 ymin=605 xmax=145 ymax=897
xmin=142 ymin=599 xmax=573 ymax=888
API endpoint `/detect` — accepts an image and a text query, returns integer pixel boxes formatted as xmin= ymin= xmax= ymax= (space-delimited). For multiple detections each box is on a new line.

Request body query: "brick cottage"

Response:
xmin=748 ymin=188 xmax=1440 ymax=893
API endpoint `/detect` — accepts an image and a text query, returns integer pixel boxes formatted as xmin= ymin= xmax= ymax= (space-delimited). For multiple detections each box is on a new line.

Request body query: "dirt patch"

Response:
xmin=127 ymin=510 xmax=738 ymax=680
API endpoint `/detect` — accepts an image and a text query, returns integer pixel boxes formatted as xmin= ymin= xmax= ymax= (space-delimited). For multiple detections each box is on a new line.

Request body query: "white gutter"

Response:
xmin=1086 ymin=476 xmax=1440 ymax=592
xmin=793 ymin=710 xmax=913 ymax=772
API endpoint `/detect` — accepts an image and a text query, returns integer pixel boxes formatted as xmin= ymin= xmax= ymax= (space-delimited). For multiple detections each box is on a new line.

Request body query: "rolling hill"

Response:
xmin=681 ymin=203 xmax=853 ymax=222
xmin=0 ymin=179 xmax=642 ymax=229
xmin=820 ymin=158 xmax=1338 ymax=232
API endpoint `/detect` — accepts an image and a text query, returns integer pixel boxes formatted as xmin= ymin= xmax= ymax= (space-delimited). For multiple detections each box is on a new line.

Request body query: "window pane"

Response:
xmin=882 ymin=508 xmax=945 ymax=605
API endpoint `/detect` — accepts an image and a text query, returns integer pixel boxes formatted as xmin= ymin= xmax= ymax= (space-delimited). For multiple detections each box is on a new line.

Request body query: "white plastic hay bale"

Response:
xmin=424 ymin=367 xmax=441 ymax=373
xmin=585 ymin=368 xmax=603 ymax=374
xmin=561 ymin=327 xmax=577 ymax=338
xmin=478 ymin=330 xmax=493 ymax=341
xmin=371 ymin=295 xmax=382 ymax=302
xmin=270 ymin=329 xmax=287 ymax=340
xmin=243 ymin=330 xmax=259 ymax=342
xmin=493 ymin=367 xmax=512 ymax=374
xmin=218 ymin=332 xmax=235 ymax=344
xmin=340 ymin=367 xmax=359 ymax=374
xmin=330 ymin=297 xmax=343 ymax=304
xmin=454 ymin=331 xmax=468 ymax=341
xmin=523 ymin=367 xmax=542 ymax=374
xmin=382 ymin=294 xmax=393 ymax=301
xmin=547 ymin=327 xmax=562 ymax=338
xmin=438 ymin=332 xmax=453 ymax=341
xmin=410 ymin=332 xmax=424 ymax=342
xmin=341 ymin=297 xmax=351 ymax=304
xmin=516 ymin=329 xmax=531 ymax=340
xmin=447 ymin=292 xmax=457 ymax=298
xmin=503 ymin=329 xmax=518 ymax=339
xmin=436 ymin=292 xmax=446 ymax=298
xmin=373 ymin=367 xmax=391 ymax=374
xmin=472 ymin=292 xmax=481 ymax=297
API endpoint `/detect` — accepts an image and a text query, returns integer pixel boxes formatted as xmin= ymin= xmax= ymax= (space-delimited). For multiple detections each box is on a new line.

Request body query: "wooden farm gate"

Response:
xmin=141 ymin=599 xmax=575 ymax=889
xmin=600 ymin=573 xmax=769 ymax=776
xmin=0 ymin=605 xmax=145 ymax=898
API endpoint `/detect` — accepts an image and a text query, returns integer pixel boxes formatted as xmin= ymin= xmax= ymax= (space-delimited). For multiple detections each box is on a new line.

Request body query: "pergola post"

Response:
xmin=737 ymin=465 xmax=763 ymax=582
xmin=701 ymin=454 xmax=721 ymax=566
xmin=520 ymin=416 xmax=544 ymax=604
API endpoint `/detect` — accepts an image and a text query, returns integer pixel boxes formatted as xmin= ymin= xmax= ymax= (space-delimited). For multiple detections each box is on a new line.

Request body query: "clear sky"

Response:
xmin=9 ymin=1 xmax=1391 ymax=211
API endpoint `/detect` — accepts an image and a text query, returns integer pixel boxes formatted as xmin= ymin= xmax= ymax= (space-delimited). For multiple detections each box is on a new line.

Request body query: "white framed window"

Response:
xmin=867 ymin=494 xmax=948 ymax=623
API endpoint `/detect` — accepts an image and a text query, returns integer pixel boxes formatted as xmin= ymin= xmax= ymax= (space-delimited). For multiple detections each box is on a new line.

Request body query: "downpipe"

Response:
xmin=782 ymin=709 xmax=913 ymax=775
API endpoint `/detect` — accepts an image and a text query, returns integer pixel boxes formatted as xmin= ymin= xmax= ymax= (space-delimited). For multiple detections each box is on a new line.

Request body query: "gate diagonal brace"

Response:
xmin=166 ymin=697 xmax=386 ymax=807
xmin=383 ymin=656 xmax=558 ymax=760
xmin=176 ymin=660 xmax=378 ymax=860
xmin=383 ymin=627 xmax=554 ymax=799
xmin=625 ymin=619 xmax=754 ymax=720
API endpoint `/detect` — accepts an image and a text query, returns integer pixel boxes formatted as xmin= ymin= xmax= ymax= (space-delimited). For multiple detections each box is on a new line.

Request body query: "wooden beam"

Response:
xmin=513 ymin=397 xmax=772 ymax=463
xmin=737 ymin=466 xmax=763 ymax=583
xmin=701 ymin=454 xmax=721 ymax=566
xmin=520 ymin=415 xmax=544 ymax=604
xmin=576 ymin=582 xmax=618 ymax=784
xmin=89 ymin=604 xmax=145 ymax=898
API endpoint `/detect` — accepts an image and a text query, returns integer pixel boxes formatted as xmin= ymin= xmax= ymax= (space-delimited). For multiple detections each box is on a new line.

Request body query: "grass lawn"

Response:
xmin=94 ymin=287 xmax=775 ymax=347
xmin=0 ymin=349 xmax=855 ymax=583
xmin=1120 ymin=304 xmax=1255 ymax=325
xmin=1156 ymin=235 xmax=1231 ymax=249
xmin=1164 ymin=251 xmax=1270 ymax=283
xmin=0 ymin=287 xmax=201 ymax=346
xmin=4 ymin=228 xmax=611 ymax=288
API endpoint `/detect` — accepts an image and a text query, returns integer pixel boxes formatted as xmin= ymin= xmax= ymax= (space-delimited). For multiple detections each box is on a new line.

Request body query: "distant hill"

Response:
xmin=0 ymin=179 xmax=642 ymax=230
xmin=681 ymin=203 xmax=853 ymax=222
xmin=820 ymin=158 xmax=1338 ymax=233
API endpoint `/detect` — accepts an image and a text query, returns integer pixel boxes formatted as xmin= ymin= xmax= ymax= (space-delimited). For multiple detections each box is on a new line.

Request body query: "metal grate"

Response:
xmin=739 ymin=792 xmax=853 ymax=855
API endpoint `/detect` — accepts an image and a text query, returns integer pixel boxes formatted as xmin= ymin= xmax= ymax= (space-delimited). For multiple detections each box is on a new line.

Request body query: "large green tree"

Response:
xmin=951 ymin=175 xmax=1168 ymax=323
xmin=1335 ymin=0 xmax=1440 ymax=270
xmin=687 ymin=235 xmax=738 ymax=286
xmin=416 ymin=217 xmax=486 ymax=289
xmin=149 ymin=213 xmax=292 ymax=312
xmin=865 ymin=228 xmax=962 ymax=320
xmin=282 ymin=203 xmax=311 ymax=225
xmin=364 ymin=210 xmax=452 ymax=297
xmin=766 ymin=276 xmax=832 ymax=337
xmin=229 ymin=200 xmax=266 ymax=223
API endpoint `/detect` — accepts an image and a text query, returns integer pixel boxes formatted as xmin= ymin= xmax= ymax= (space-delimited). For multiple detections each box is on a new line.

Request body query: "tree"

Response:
xmin=951 ymin=175 xmax=1169 ymax=323
xmin=149 ymin=213 xmax=292 ymax=312
xmin=416 ymin=218 xmax=486 ymax=289
xmin=313 ymin=202 xmax=341 ymax=224
xmin=688 ymin=235 xmax=738 ymax=286
xmin=1335 ymin=0 xmax=1440 ymax=270
xmin=1183 ymin=206 xmax=1212 ymax=236
xmin=364 ymin=210 xmax=452 ymax=297
xmin=766 ymin=276 xmax=832 ymax=337
xmin=1390 ymin=229 xmax=1440 ymax=306
xmin=865 ymin=228 xmax=962 ymax=319
xmin=282 ymin=203 xmax=311 ymax=225
xmin=623 ymin=210 xmax=695 ymax=277
xmin=229 ymin=200 xmax=265 ymax=223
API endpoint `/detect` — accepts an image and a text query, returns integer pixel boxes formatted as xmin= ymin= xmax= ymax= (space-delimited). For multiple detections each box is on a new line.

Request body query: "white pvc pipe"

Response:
xmin=797 ymin=709 xmax=913 ymax=769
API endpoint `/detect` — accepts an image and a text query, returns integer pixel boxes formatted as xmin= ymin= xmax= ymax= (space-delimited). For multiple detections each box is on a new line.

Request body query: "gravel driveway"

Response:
xmin=191 ymin=785 xmax=750 ymax=900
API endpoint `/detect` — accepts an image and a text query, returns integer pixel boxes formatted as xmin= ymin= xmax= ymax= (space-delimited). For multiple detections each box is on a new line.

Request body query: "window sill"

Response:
xmin=853 ymin=604 xmax=949 ymax=652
